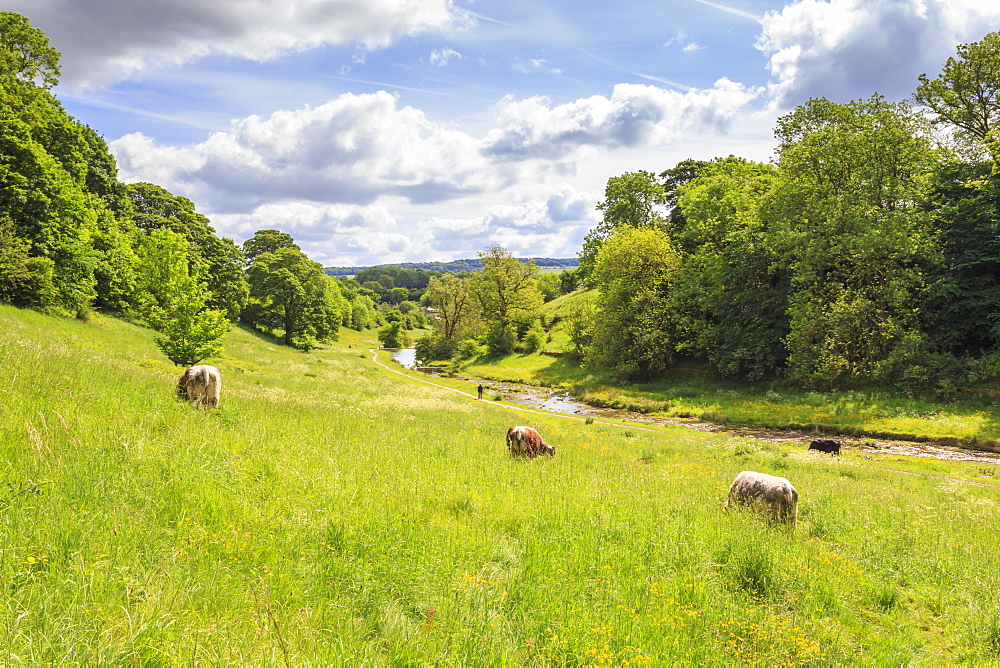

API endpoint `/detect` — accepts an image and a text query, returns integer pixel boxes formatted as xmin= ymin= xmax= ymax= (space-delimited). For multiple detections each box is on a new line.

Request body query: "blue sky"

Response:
xmin=13 ymin=0 xmax=1000 ymax=266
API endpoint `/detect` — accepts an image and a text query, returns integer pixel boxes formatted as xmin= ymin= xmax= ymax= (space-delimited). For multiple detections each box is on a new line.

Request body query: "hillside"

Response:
xmin=3 ymin=304 xmax=1000 ymax=663
xmin=325 ymin=257 xmax=579 ymax=277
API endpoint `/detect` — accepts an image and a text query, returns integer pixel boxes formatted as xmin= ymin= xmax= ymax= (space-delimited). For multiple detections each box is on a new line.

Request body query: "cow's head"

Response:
xmin=543 ymin=443 xmax=556 ymax=457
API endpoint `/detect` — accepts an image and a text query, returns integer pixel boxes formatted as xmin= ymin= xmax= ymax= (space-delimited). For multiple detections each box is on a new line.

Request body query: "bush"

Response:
xmin=415 ymin=335 xmax=456 ymax=363
xmin=455 ymin=338 xmax=486 ymax=360
xmin=377 ymin=321 xmax=410 ymax=348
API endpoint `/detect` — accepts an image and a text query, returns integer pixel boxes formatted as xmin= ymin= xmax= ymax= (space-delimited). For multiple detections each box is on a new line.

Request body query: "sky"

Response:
xmin=11 ymin=0 xmax=1000 ymax=267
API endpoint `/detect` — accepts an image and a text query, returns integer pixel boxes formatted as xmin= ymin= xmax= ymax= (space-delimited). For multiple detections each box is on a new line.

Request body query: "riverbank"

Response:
xmin=379 ymin=344 xmax=999 ymax=461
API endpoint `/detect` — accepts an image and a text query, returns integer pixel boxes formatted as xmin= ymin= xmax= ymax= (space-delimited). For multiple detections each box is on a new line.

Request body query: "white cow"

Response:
xmin=177 ymin=365 xmax=222 ymax=409
xmin=723 ymin=470 xmax=798 ymax=527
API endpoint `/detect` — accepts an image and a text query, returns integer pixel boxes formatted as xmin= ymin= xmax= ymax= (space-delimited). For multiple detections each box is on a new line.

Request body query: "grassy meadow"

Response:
xmin=4 ymin=304 xmax=1000 ymax=664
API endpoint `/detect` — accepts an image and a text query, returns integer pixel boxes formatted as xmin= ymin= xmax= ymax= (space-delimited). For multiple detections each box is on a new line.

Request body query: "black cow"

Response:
xmin=808 ymin=438 xmax=841 ymax=455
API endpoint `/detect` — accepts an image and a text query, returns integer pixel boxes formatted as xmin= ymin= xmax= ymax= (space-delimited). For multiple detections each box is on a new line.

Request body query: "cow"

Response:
xmin=177 ymin=365 xmax=222 ymax=409
xmin=722 ymin=470 xmax=798 ymax=528
xmin=506 ymin=426 xmax=555 ymax=459
xmin=808 ymin=438 xmax=842 ymax=456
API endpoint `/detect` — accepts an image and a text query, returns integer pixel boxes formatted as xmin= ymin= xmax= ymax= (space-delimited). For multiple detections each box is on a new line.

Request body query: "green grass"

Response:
xmin=455 ymin=290 xmax=1000 ymax=449
xmin=3 ymin=303 xmax=1000 ymax=663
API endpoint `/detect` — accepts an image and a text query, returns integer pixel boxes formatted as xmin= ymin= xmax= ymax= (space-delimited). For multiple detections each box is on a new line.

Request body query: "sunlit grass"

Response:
xmin=2 ymin=303 xmax=1000 ymax=663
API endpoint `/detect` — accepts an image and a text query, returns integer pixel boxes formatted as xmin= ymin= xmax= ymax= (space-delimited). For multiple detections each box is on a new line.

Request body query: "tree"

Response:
xmin=586 ymin=227 xmax=682 ymax=379
xmin=426 ymin=273 xmax=477 ymax=341
xmin=578 ymin=171 xmax=668 ymax=279
xmin=0 ymin=216 xmax=57 ymax=308
xmin=923 ymin=161 xmax=1000 ymax=359
xmin=244 ymin=246 xmax=346 ymax=349
xmin=0 ymin=117 xmax=98 ymax=313
xmin=135 ymin=229 xmax=228 ymax=366
xmin=768 ymin=96 xmax=939 ymax=387
xmin=673 ymin=158 xmax=788 ymax=379
xmin=470 ymin=244 xmax=542 ymax=355
xmin=915 ymin=31 xmax=1000 ymax=160
xmin=377 ymin=320 xmax=410 ymax=348
xmin=128 ymin=183 xmax=249 ymax=320
xmin=660 ymin=158 xmax=709 ymax=241
xmin=242 ymin=229 xmax=300 ymax=266
xmin=0 ymin=11 xmax=61 ymax=89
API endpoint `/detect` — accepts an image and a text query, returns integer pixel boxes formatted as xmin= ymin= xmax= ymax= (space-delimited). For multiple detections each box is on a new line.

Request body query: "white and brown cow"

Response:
xmin=506 ymin=426 xmax=555 ymax=458
xmin=177 ymin=365 xmax=222 ymax=409
xmin=722 ymin=470 xmax=798 ymax=528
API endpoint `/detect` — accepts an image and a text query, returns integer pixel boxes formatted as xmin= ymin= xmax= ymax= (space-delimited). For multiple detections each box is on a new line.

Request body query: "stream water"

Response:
xmin=389 ymin=347 xmax=418 ymax=369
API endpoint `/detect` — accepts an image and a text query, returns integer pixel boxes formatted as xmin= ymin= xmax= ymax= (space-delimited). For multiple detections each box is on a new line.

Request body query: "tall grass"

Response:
xmin=2 ymin=303 xmax=1000 ymax=663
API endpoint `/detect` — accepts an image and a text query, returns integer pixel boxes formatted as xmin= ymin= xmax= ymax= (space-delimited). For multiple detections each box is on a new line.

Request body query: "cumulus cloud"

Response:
xmin=109 ymin=80 xmax=766 ymax=264
xmin=757 ymin=0 xmax=1000 ymax=108
xmin=112 ymin=91 xmax=493 ymax=212
xmin=11 ymin=0 xmax=470 ymax=87
xmin=483 ymin=79 xmax=763 ymax=159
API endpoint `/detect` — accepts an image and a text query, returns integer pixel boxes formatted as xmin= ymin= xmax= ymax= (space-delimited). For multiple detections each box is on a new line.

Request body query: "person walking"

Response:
xmin=477 ymin=384 xmax=484 ymax=400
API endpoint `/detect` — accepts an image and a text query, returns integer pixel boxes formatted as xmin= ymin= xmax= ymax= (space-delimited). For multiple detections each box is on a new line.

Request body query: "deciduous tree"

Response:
xmin=471 ymin=244 xmax=542 ymax=355
xmin=915 ymin=31 xmax=1000 ymax=160
xmin=586 ymin=227 xmax=682 ymax=379
xmin=578 ymin=171 xmax=667 ymax=279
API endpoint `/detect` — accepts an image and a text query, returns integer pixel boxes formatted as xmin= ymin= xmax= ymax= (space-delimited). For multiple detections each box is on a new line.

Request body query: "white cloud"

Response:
xmin=665 ymin=30 xmax=702 ymax=53
xmin=484 ymin=79 xmax=763 ymax=159
xmin=112 ymin=91 xmax=494 ymax=212
xmin=757 ymin=0 xmax=1000 ymax=108
xmin=108 ymin=79 xmax=762 ymax=264
xmin=11 ymin=0 xmax=470 ymax=88
xmin=430 ymin=47 xmax=462 ymax=67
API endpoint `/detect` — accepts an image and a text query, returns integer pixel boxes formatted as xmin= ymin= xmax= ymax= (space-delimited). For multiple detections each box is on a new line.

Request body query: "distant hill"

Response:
xmin=325 ymin=257 xmax=579 ymax=277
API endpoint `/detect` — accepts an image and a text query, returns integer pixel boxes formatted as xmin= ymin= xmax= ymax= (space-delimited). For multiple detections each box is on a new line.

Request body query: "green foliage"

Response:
xmin=349 ymin=292 xmax=379 ymax=330
xmin=536 ymin=271 xmax=561 ymax=302
xmin=244 ymin=245 xmax=346 ymax=348
xmin=377 ymin=320 xmax=410 ymax=348
xmin=0 ymin=11 xmax=61 ymax=88
xmin=769 ymin=96 xmax=939 ymax=388
xmin=923 ymin=161 xmax=1000 ymax=358
xmin=518 ymin=320 xmax=547 ymax=353
xmin=674 ymin=157 xmax=787 ymax=379
xmin=128 ymin=183 xmax=248 ymax=321
xmin=578 ymin=170 xmax=668 ymax=279
xmin=415 ymin=333 xmax=457 ymax=362
xmin=587 ymin=227 xmax=682 ymax=379
xmin=242 ymin=228 xmax=300 ymax=266
xmin=0 ymin=116 xmax=98 ymax=312
xmin=426 ymin=272 xmax=479 ymax=343
xmin=134 ymin=228 xmax=228 ymax=365
xmin=915 ymin=31 xmax=1000 ymax=160
xmin=0 ymin=216 xmax=58 ymax=308
xmin=472 ymin=244 xmax=543 ymax=355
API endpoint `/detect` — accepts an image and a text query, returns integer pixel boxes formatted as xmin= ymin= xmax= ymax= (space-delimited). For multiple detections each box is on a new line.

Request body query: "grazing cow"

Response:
xmin=808 ymin=438 xmax=842 ymax=456
xmin=506 ymin=426 xmax=555 ymax=459
xmin=723 ymin=470 xmax=798 ymax=528
xmin=177 ymin=365 xmax=222 ymax=409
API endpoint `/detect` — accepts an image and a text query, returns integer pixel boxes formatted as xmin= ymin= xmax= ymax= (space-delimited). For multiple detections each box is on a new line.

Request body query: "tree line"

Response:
xmin=0 ymin=13 xmax=385 ymax=363
xmin=325 ymin=257 xmax=578 ymax=277
xmin=574 ymin=32 xmax=1000 ymax=392
xmin=418 ymin=33 xmax=1000 ymax=395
